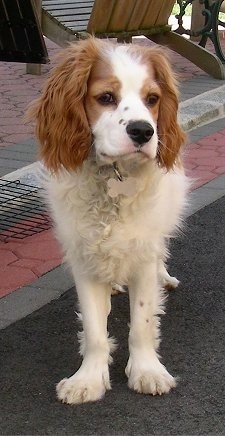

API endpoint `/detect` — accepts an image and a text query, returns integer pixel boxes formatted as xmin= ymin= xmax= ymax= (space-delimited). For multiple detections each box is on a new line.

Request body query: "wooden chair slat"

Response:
xmin=52 ymin=10 xmax=92 ymax=18
xmin=45 ymin=5 xmax=92 ymax=12
xmin=105 ymin=0 xmax=137 ymax=33
xmin=87 ymin=0 xmax=115 ymax=33
xmin=43 ymin=0 xmax=93 ymax=4
xmin=155 ymin=0 xmax=176 ymax=26
xmin=126 ymin=0 xmax=153 ymax=31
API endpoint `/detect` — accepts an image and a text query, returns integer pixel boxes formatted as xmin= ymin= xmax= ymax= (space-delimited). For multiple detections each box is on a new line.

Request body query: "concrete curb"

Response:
xmin=3 ymin=161 xmax=42 ymax=187
xmin=179 ymin=84 xmax=225 ymax=131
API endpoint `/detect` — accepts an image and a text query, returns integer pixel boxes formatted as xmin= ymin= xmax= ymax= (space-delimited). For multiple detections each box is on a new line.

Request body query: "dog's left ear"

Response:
xmin=27 ymin=38 xmax=101 ymax=172
xmin=147 ymin=48 xmax=186 ymax=169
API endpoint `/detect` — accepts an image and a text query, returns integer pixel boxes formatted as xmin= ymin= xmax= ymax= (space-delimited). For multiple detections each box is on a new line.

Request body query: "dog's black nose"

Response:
xmin=126 ymin=120 xmax=154 ymax=146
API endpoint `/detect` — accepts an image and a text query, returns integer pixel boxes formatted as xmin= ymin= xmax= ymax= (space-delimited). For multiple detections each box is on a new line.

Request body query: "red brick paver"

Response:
xmin=0 ymin=230 xmax=62 ymax=297
xmin=0 ymin=38 xmax=59 ymax=149
xmin=185 ymin=130 xmax=225 ymax=189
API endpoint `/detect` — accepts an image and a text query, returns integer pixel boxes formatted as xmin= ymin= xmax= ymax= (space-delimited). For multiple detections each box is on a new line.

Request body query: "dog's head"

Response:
xmin=28 ymin=38 xmax=185 ymax=172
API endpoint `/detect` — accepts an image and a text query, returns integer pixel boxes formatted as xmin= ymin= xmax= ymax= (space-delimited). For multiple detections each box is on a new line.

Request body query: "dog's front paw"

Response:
xmin=56 ymin=365 xmax=111 ymax=404
xmin=125 ymin=356 xmax=176 ymax=396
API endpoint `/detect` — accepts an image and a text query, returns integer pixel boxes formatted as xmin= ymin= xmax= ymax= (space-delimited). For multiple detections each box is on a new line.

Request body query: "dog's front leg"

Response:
xmin=126 ymin=260 xmax=176 ymax=395
xmin=57 ymin=276 xmax=113 ymax=404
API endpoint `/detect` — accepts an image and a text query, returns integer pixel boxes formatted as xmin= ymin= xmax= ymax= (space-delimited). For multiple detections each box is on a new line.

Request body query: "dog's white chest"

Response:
xmin=107 ymin=177 xmax=138 ymax=198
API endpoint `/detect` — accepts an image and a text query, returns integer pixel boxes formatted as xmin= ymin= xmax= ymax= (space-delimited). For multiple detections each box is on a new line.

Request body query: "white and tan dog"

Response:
xmin=29 ymin=38 xmax=188 ymax=404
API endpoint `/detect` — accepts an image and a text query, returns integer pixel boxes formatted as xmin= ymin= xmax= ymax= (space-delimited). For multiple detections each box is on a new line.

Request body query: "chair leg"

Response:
xmin=26 ymin=0 xmax=42 ymax=74
xmin=148 ymin=31 xmax=225 ymax=80
xmin=117 ymin=37 xmax=132 ymax=43
xmin=26 ymin=63 xmax=41 ymax=75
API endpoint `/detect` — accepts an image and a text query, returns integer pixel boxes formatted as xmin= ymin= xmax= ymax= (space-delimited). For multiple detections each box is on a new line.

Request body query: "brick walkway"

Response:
xmin=1 ymin=37 xmax=225 ymax=298
xmin=185 ymin=129 xmax=225 ymax=189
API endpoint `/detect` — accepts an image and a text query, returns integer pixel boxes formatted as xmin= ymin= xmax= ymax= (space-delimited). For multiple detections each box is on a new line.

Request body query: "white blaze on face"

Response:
xmin=90 ymin=45 xmax=160 ymax=161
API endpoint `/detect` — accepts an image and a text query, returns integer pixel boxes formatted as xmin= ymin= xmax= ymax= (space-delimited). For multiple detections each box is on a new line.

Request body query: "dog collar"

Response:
xmin=112 ymin=162 xmax=123 ymax=181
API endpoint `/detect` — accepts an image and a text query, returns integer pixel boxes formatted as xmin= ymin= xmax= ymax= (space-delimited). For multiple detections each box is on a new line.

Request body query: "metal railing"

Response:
xmin=174 ymin=0 xmax=225 ymax=62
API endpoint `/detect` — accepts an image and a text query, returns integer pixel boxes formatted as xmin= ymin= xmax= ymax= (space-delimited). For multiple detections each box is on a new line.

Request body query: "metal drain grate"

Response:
xmin=0 ymin=178 xmax=52 ymax=242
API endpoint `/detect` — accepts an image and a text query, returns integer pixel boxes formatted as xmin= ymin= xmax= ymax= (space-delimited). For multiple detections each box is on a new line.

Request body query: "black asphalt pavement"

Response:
xmin=1 ymin=196 xmax=225 ymax=435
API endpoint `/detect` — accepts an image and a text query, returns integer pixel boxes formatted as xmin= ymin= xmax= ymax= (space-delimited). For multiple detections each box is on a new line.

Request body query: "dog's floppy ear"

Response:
xmin=147 ymin=48 xmax=186 ymax=169
xmin=27 ymin=38 xmax=101 ymax=172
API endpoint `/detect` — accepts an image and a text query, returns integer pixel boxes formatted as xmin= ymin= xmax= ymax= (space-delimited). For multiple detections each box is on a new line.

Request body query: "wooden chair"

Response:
xmin=1 ymin=0 xmax=223 ymax=78
xmin=42 ymin=0 xmax=174 ymax=42
xmin=41 ymin=0 xmax=225 ymax=79
xmin=0 ymin=0 xmax=49 ymax=74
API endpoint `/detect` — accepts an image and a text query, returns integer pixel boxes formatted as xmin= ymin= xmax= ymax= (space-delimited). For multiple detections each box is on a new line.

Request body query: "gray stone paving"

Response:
xmin=179 ymin=76 xmax=223 ymax=102
xmin=0 ymin=138 xmax=38 ymax=177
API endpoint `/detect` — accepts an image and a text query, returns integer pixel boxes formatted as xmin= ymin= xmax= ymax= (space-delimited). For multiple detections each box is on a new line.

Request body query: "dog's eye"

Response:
xmin=97 ymin=93 xmax=117 ymax=105
xmin=146 ymin=94 xmax=159 ymax=107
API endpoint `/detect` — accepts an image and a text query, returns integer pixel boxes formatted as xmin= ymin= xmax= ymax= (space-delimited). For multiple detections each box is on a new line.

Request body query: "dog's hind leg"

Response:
xmin=56 ymin=274 xmax=114 ymax=405
xmin=158 ymin=260 xmax=179 ymax=290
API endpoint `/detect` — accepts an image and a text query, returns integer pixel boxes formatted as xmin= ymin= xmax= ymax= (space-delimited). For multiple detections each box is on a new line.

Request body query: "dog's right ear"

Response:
xmin=27 ymin=38 xmax=101 ymax=172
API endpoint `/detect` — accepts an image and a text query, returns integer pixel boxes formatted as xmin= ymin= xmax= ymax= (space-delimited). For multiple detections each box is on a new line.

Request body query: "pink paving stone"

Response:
xmin=0 ymin=104 xmax=16 ymax=111
xmin=0 ymin=117 xmax=24 ymax=126
xmin=187 ymin=142 xmax=201 ymax=149
xmin=194 ymin=156 xmax=225 ymax=167
xmin=0 ymin=265 xmax=37 ymax=298
xmin=15 ymin=103 xmax=36 ymax=109
xmin=13 ymin=233 xmax=62 ymax=261
xmin=193 ymin=168 xmax=217 ymax=177
xmin=0 ymin=249 xmax=18 ymax=267
xmin=1 ymin=124 xmax=32 ymax=134
xmin=4 ymin=83 xmax=33 ymax=88
xmin=9 ymin=95 xmax=36 ymax=104
xmin=193 ymin=178 xmax=213 ymax=189
xmin=0 ymin=79 xmax=24 ymax=85
xmin=0 ymin=97 xmax=11 ymax=105
xmin=13 ymin=229 xmax=52 ymax=243
xmin=186 ymin=171 xmax=216 ymax=189
xmin=2 ymin=133 xmax=32 ymax=144
xmin=0 ymin=232 xmax=62 ymax=296
xmin=33 ymin=259 xmax=62 ymax=276
xmin=10 ymin=258 xmax=44 ymax=270
xmin=0 ymin=229 xmax=54 ymax=249
xmin=213 ymin=165 xmax=225 ymax=174
xmin=10 ymin=257 xmax=61 ymax=277
xmin=194 ymin=165 xmax=218 ymax=171
xmin=194 ymin=143 xmax=224 ymax=150
xmin=6 ymin=89 xmax=40 ymax=96
xmin=187 ymin=148 xmax=220 ymax=158
xmin=197 ymin=136 xmax=225 ymax=147
xmin=217 ymin=148 xmax=225 ymax=156
xmin=0 ymin=110 xmax=23 ymax=118
xmin=184 ymin=161 xmax=198 ymax=170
